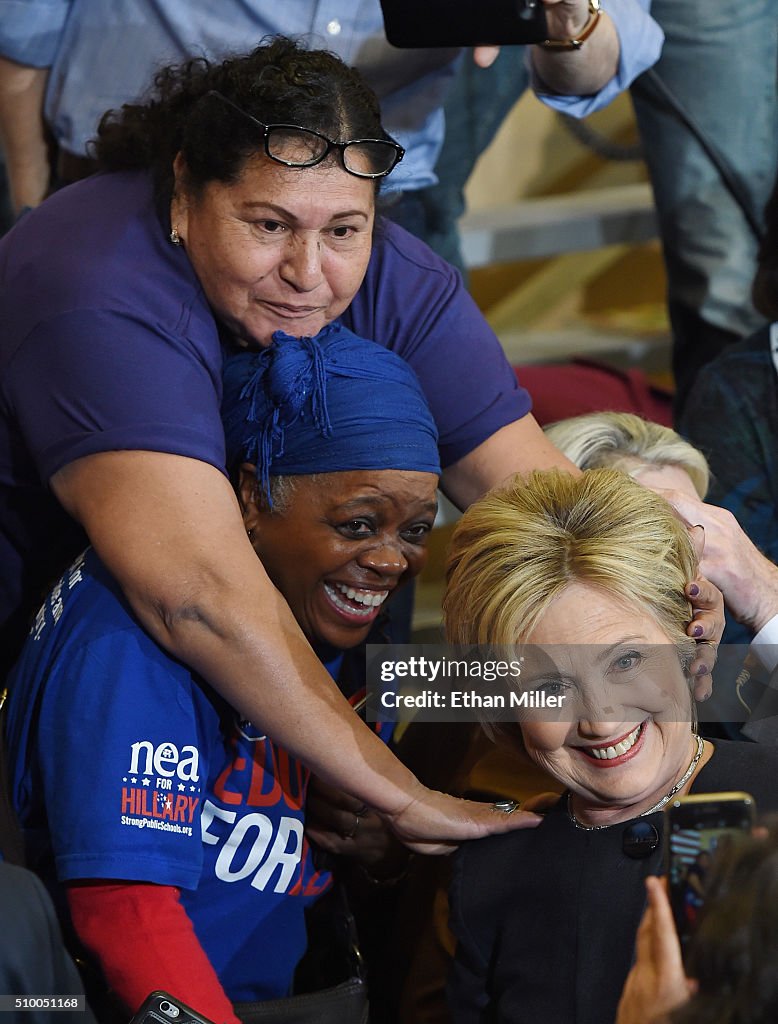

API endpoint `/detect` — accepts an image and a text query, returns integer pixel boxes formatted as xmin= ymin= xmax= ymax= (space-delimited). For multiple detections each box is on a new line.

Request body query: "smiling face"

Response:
xmin=173 ymin=153 xmax=375 ymax=347
xmin=240 ymin=468 xmax=438 ymax=649
xmin=517 ymin=582 xmax=696 ymax=826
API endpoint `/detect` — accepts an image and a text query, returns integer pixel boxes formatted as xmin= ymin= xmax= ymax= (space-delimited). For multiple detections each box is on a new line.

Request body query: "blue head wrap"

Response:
xmin=221 ymin=323 xmax=440 ymax=500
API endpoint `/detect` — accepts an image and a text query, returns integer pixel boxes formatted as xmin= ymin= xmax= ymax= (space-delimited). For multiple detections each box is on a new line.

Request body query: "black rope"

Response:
xmin=559 ymin=68 xmax=765 ymax=246
xmin=558 ymin=111 xmax=643 ymax=162
xmin=632 ymin=68 xmax=765 ymax=243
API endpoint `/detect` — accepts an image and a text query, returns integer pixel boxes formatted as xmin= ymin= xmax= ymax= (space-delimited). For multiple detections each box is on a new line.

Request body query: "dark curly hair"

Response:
xmin=92 ymin=36 xmax=386 ymax=201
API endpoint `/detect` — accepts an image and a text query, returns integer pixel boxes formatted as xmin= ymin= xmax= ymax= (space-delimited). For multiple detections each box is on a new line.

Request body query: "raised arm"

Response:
xmin=440 ymin=414 xmax=581 ymax=511
xmin=52 ymin=449 xmax=540 ymax=849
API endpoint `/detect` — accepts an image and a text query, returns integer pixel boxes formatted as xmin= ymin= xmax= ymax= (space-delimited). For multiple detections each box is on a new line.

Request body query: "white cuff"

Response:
xmin=751 ymin=613 xmax=778 ymax=674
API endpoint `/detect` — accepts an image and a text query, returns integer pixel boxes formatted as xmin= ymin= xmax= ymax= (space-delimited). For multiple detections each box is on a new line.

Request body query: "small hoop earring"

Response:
xmin=170 ymin=227 xmax=182 ymax=246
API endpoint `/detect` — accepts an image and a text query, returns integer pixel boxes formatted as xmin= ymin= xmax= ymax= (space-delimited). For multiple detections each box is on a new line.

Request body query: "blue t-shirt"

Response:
xmin=0 ymin=170 xmax=529 ymax=663
xmin=5 ymin=548 xmax=379 ymax=1001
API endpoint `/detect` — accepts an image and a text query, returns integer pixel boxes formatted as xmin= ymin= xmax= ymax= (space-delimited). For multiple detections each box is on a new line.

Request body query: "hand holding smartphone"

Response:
xmin=664 ymin=791 xmax=755 ymax=955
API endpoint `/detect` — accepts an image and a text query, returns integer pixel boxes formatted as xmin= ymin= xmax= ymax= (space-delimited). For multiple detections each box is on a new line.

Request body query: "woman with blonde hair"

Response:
xmin=543 ymin=410 xmax=709 ymax=499
xmin=443 ymin=469 xmax=778 ymax=1024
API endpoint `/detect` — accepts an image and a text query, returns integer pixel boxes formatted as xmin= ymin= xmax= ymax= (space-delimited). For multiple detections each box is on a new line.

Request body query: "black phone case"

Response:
xmin=379 ymin=0 xmax=549 ymax=48
xmin=664 ymin=793 xmax=755 ymax=954
xmin=129 ymin=992 xmax=216 ymax=1024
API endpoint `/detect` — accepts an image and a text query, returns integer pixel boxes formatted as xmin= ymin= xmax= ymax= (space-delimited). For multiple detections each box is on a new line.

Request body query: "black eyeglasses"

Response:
xmin=205 ymin=90 xmax=404 ymax=179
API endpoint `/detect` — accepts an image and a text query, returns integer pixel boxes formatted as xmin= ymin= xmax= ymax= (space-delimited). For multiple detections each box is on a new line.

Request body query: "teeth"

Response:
xmin=334 ymin=583 xmax=388 ymax=608
xmin=324 ymin=584 xmax=387 ymax=617
xmin=588 ymin=725 xmax=642 ymax=760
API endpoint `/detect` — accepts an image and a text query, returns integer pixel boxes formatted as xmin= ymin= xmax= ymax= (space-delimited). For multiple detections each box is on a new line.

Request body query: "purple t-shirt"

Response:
xmin=0 ymin=170 xmax=529 ymax=659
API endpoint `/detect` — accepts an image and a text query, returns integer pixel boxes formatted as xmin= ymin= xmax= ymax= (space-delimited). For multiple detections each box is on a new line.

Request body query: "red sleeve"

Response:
xmin=66 ymin=881 xmax=240 ymax=1024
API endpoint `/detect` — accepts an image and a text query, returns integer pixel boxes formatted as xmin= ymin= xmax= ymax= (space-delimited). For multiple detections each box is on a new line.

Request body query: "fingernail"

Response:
xmin=692 ymin=624 xmax=704 ymax=638
xmin=698 ymin=691 xmax=711 ymax=702
xmin=696 ymin=663 xmax=710 ymax=676
xmin=688 ymin=584 xmax=700 ymax=597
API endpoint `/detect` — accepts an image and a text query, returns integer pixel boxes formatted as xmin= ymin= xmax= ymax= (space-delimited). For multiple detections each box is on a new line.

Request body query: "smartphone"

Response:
xmin=664 ymin=791 xmax=756 ymax=955
xmin=379 ymin=0 xmax=549 ymax=48
xmin=128 ymin=992 xmax=216 ymax=1024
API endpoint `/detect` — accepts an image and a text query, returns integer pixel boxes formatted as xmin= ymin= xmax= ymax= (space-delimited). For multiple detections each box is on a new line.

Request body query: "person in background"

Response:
xmin=0 ymin=0 xmax=661 ymax=225
xmin=630 ymin=0 xmax=777 ymax=415
xmin=679 ymin=167 xmax=778 ymax=654
xmin=419 ymin=1 xmax=776 ymax=411
xmin=544 ymin=411 xmax=709 ymax=499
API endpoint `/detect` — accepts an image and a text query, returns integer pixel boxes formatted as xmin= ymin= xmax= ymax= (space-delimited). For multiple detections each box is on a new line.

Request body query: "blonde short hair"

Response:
xmin=544 ymin=412 xmax=710 ymax=499
xmin=444 ymin=468 xmax=698 ymax=662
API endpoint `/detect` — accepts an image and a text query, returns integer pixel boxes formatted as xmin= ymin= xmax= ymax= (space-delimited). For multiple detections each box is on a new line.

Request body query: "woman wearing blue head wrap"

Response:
xmin=222 ymin=323 xmax=441 ymax=653
xmin=5 ymin=324 xmax=445 ymax=1019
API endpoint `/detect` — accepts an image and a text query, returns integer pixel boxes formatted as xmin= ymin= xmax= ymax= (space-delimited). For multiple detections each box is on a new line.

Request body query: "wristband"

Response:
xmin=540 ymin=0 xmax=602 ymax=50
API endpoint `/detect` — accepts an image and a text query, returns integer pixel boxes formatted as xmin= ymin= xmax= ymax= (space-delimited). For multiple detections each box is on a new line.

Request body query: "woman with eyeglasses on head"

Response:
xmin=6 ymin=323 xmax=449 ymax=1021
xmin=0 ymin=37 xmax=577 ymax=853
xmin=442 ymin=469 xmax=778 ymax=1024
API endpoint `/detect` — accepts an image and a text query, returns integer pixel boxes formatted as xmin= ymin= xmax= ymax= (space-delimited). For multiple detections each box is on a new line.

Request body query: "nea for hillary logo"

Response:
xmin=120 ymin=740 xmax=201 ymax=835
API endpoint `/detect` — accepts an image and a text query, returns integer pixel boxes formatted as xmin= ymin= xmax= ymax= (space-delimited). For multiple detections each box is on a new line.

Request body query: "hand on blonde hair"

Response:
xmin=683 ymin=575 xmax=723 ymax=702
xmin=670 ymin=491 xmax=778 ymax=635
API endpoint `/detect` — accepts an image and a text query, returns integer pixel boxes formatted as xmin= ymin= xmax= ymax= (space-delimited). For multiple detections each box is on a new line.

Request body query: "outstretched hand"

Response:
xmin=380 ymin=783 xmax=542 ymax=855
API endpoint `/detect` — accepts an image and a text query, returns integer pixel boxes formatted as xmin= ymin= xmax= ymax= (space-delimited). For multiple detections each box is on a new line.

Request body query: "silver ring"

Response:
xmin=492 ymin=799 xmax=520 ymax=814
